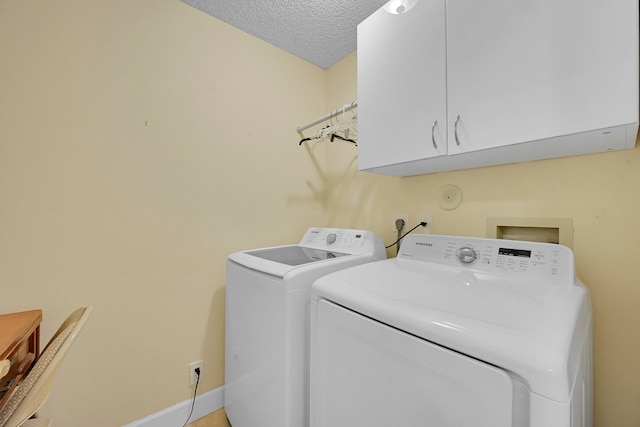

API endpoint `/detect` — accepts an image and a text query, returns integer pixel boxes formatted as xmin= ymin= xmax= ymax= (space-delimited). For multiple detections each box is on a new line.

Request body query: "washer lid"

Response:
xmin=311 ymin=235 xmax=592 ymax=402
xmin=247 ymin=246 xmax=348 ymax=266
xmin=228 ymin=228 xmax=386 ymax=279
xmin=229 ymin=245 xmax=347 ymax=278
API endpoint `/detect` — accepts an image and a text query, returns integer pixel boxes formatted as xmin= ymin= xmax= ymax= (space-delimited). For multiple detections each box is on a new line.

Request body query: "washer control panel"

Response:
xmin=399 ymin=234 xmax=573 ymax=283
xmin=299 ymin=228 xmax=385 ymax=255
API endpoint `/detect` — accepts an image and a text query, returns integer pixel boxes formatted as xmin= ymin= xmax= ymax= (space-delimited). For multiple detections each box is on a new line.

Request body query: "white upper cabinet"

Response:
xmin=357 ymin=0 xmax=447 ymax=170
xmin=357 ymin=0 xmax=639 ymax=176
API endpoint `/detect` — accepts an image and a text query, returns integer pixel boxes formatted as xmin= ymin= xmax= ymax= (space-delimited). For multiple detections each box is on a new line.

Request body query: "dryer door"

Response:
xmin=310 ymin=300 xmax=514 ymax=427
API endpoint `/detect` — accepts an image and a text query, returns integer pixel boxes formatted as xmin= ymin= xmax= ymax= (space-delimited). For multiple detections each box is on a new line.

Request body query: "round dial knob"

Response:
xmin=457 ymin=246 xmax=477 ymax=264
xmin=326 ymin=233 xmax=337 ymax=245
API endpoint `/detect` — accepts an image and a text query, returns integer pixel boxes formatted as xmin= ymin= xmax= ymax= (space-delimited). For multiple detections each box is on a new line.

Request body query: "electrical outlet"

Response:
xmin=418 ymin=214 xmax=433 ymax=234
xmin=189 ymin=360 xmax=204 ymax=386
xmin=392 ymin=213 xmax=409 ymax=232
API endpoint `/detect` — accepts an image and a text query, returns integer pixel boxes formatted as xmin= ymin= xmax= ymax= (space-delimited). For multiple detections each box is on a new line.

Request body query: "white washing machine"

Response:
xmin=310 ymin=234 xmax=592 ymax=427
xmin=225 ymin=228 xmax=386 ymax=427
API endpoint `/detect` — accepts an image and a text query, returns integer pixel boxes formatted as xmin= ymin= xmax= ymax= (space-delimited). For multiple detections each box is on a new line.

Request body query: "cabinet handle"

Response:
xmin=431 ymin=120 xmax=438 ymax=149
xmin=454 ymin=115 xmax=461 ymax=146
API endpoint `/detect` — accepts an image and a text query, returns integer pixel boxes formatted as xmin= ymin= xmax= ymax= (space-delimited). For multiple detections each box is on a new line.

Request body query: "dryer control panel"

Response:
xmin=398 ymin=234 xmax=574 ymax=283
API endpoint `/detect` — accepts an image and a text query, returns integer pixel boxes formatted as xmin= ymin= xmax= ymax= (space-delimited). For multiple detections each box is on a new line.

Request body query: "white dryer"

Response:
xmin=225 ymin=228 xmax=386 ymax=427
xmin=310 ymin=234 xmax=592 ymax=427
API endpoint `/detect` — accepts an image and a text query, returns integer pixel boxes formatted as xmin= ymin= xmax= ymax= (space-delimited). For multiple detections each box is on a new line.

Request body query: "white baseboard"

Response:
xmin=122 ymin=385 xmax=224 ymax=427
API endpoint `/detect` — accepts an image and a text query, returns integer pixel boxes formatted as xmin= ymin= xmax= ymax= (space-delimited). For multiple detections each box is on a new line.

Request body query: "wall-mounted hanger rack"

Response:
xmin=297 ymin=101 xmax=358 ymax=148
xmin=297 ymin=101 xmax=358 ymax=136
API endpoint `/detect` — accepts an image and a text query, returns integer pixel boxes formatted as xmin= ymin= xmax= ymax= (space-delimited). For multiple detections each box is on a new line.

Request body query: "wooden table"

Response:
xmin=0 ymin=310 xmax=42 ymax=409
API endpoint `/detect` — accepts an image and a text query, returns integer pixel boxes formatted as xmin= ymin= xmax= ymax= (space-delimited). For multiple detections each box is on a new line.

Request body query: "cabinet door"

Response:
xmin=446 ymin=0 xmax=638 ymax=155
xmin=357 ymin=0 xmax=447 ymax=171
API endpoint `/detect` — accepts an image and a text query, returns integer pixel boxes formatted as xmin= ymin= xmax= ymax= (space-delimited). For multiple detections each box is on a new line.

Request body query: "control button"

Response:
xmin=457 ymin=246 xmax=477 ymax=264
xmin=326 ymin=233 xmax=337 ymax=245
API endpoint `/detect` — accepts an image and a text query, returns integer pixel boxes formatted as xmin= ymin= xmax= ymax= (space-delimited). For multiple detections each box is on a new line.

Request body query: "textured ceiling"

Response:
xmin=180 ymin=0 xmax=389 ymax=69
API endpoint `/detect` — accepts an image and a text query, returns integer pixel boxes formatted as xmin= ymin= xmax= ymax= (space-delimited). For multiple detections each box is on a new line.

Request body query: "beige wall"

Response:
xmin=0 ymin=0 xmax=327 ymax=425
xmin=325 ymin=52 xmax=640 ymax=427
xmin=1 ymin=0 xmax=638 ymax=426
